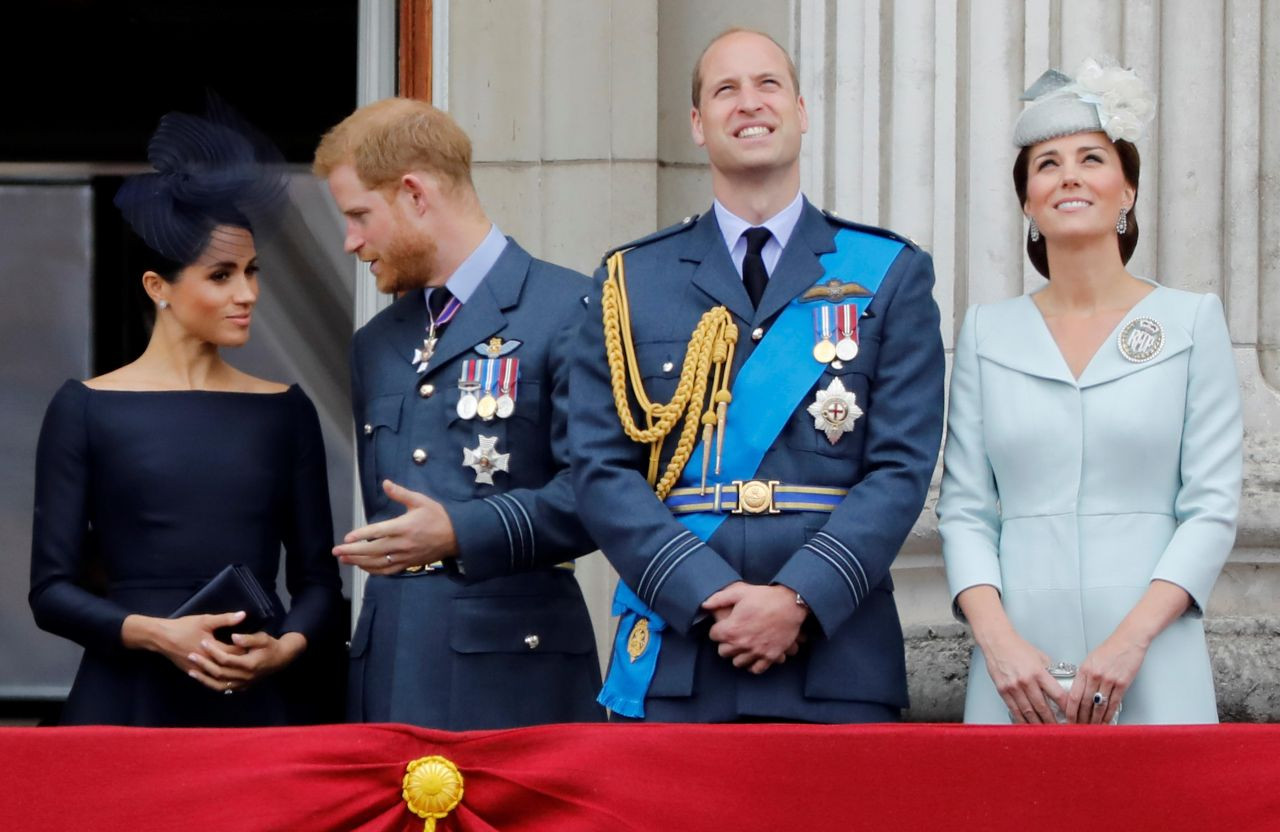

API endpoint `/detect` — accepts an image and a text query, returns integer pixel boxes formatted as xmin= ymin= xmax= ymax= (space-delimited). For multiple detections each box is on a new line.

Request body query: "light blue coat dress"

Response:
xmin=937 ymin=280 xmax=1242 ymax=724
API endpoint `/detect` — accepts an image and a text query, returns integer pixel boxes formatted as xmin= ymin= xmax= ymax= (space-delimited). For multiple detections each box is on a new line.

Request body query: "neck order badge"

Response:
xmin=599 ymin=228 xmax=905 ymax=717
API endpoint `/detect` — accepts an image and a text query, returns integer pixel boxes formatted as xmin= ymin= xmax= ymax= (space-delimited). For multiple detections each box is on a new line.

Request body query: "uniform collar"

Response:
xmin=712 ymin=189 xmax=804 ymax=255
xmin=423 ymin=223 xmax=508 ymax=307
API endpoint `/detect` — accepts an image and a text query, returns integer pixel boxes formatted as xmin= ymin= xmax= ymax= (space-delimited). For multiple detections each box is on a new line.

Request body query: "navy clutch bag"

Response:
xmin=170 ymin=564 xmax=277 ymax=637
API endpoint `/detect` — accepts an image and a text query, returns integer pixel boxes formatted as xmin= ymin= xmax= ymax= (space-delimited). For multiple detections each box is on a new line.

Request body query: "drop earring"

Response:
xmin=1116 ymin=208 xmax=1129 ymax=235
xmin=1028 ymin=217 xmax=1040 ymax=242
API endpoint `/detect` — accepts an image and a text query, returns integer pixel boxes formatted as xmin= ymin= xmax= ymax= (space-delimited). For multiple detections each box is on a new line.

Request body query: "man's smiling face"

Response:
xmin=691 ymin=30 xmax=808 ymax=179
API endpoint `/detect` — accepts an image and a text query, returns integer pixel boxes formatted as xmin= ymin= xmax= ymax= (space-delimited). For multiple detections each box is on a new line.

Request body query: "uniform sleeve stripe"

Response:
xmin=645 ymin=538 xmax=704 ymax=604
xmin=640 ymin=534 xmax=700 ymax=603
xmin=814 ymin=531 xmax=870 ymax=597
xmin=492 ymin=493 xmax=535 ymax=567
xmin=483 ymin=496 xmax=517 ymax=568
xmin=804 ymin=537 xmax=864 ymax=601
xmin=502 ymin=495 xmax=536 ymax=565
xmin=802 ymin=543 xmax=860 ymax=604
xmin=638 ymin=530 xmax=696 ymax=599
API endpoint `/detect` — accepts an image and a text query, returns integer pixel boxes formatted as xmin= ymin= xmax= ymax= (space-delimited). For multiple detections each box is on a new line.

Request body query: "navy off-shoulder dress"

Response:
xmin=29 ymin=381 xmax=343 ymax=726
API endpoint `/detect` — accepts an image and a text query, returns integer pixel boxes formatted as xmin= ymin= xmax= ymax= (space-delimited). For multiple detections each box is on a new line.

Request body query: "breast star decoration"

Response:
xmin=807 ymin=377 xmax=863 ymax=445
xmin=462 ymin=435 xmax=510 ymax=484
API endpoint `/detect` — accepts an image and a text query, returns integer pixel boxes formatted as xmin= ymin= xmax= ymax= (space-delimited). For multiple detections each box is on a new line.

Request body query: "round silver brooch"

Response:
xmin=1117 ymin=316 xmax=1164 ymax=363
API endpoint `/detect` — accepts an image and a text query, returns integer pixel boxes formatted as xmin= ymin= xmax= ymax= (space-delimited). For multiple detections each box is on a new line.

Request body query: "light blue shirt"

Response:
xmin=713 ymin=190 xmax=804 ymax=280
xmin=424 ymin=223 xmax=508 ymax=309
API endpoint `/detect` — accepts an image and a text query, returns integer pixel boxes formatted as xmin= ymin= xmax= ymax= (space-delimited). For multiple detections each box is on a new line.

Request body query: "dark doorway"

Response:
xmin=0 ymin=0 xmax=357 ymax=165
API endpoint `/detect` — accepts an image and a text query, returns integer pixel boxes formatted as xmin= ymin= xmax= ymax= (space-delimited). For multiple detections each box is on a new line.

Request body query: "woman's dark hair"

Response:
xmin=132 ymin=213 xmax=254 ymax=284
xmin=1012 ymin=138 xmax=1141 ymax=279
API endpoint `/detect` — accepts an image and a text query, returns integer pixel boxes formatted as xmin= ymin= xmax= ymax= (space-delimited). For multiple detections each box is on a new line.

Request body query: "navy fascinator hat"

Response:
xmin=114 ymin=95 xmax=286 ymax=266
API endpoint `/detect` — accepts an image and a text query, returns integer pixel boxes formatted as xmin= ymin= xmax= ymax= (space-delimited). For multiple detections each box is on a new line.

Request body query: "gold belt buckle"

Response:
xmin=731 ymin=479 xmax=781 ymax=515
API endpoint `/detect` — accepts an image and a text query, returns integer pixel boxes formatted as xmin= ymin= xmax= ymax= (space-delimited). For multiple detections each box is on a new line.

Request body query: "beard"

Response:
xmin=373 ymin=228 xmax=437 ymax=294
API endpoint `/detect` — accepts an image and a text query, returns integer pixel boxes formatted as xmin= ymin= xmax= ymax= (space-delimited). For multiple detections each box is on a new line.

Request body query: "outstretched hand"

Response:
xmin=333 ymin=479 xmax=458 ymax=575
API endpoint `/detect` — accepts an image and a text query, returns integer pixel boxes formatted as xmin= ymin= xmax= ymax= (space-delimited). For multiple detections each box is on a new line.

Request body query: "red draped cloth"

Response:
xmin=1 ymin=723 xmax=1277 ymax=830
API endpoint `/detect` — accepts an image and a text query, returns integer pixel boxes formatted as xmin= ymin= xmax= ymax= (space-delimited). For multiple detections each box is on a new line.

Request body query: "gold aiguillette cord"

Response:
xmin=602 ymin=250 xmax=737 ymax=499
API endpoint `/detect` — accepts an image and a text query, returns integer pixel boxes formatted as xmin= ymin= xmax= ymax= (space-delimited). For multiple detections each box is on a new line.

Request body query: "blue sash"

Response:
xmin=599 ymin=229 xmax=905 ymax=717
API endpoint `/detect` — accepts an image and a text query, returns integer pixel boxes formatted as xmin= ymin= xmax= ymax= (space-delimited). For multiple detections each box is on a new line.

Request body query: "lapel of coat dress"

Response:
xmin=975 ymin=295 xmax=1078 ymax=385
xmin=976 ymin=284 xmax=1193 ymax=388
xmin=1077 ymin=285 xmax=1193 ymax=388
xmin=415 ymin=239 xmax=528 ymax=380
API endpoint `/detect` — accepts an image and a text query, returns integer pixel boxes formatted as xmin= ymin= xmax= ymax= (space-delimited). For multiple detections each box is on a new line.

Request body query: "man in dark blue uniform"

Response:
xmin=571 ymin=29 xmax=944 ymax=722
xmin=315 ymin=98 xmax=603 ymax=729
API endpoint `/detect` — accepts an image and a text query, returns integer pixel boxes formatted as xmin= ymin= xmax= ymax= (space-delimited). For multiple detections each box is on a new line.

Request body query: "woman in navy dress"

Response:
xmin=28 ymin=105 xmax=342 ymax=726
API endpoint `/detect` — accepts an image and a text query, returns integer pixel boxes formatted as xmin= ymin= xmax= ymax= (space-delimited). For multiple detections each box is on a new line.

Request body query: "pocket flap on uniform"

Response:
xmin=449 ymin=596 xmax=594 ymax=655
xmin=367 ymin=393 xmax=403 ymax=430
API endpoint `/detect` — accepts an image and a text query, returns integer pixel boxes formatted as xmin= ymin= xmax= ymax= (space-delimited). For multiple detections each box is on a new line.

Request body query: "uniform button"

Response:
xmin=662 ymin=361 xmax=674 ymax=373
xmin=524 ymin=634 xmax=540 ymax=650
xmin=363 ymin=423 xmax=373 ymax=435
xmin=412 ymin=448 xmax=428 ymax=464
xmin=419 ymin=383 xmax=435 ymax=398
xmin=751 ymin=327 xmax=764 ymax=342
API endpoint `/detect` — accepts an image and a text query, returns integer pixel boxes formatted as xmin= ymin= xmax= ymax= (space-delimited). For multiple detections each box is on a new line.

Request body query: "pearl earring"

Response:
xmin=1116 ymin=208 xmax=1129 ymax=235
xmin=158 ymin=300 xmax=169 ymax=310
xmin=1028 ymin=217 xmax=1040 ymax=242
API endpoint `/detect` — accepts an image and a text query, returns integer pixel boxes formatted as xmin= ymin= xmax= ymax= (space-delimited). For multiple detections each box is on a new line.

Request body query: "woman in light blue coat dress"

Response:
xmin=937 ymin=59 xmax=1242 ymax=725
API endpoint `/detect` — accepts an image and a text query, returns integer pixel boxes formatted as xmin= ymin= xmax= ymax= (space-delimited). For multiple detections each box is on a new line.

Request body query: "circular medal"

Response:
xmin=495 ymin=394 xmax=515 ymax=419
xmin=835 ymin=337 xmax=859 ymax=362
xmin=1117 ymin=317 xmax=1163 ymax=363
xmin=456 ymin=393 xmax=478 ymax=421
xmin=813 ymin=339 xmax=837 ymax=364
xmin=477 ymin=394 xmax=498 ymax=421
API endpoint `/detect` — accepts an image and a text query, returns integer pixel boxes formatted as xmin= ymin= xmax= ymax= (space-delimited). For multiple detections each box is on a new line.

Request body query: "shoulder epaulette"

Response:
xmin=821 ymin=209 xmax=920 ymax=250
xmin=601 ymin=214 xmax=701 ymax=263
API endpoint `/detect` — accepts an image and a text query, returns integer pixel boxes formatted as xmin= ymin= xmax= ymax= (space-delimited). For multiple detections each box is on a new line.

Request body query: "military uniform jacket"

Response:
xmin=571 ymin=200 xmax=945 ymax=722
xmin=348 ymin=239 xmax=603 ymax=729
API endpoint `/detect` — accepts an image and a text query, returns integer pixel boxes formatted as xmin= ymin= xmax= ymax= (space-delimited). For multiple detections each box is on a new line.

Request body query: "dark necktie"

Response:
xmin=742 ymin=226 xmax=771 ymax=308
xmin=427 ymin=287 xmax=455 ymax=331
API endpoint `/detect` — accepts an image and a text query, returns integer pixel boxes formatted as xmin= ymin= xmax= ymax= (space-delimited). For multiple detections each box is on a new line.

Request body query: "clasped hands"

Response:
xmin=333 ymin=479 xmax=458 ymax=575
xmin=122 ymin=612 xmax=306 ymax=693
xmin=983 ymin=628 xmax=1143 ymax=725
xmin=702 ymin=581 xmax=809 ymax=675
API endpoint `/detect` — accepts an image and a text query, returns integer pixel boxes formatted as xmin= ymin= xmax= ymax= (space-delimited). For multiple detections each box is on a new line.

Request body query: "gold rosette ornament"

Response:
xmin=403 ymin=755 xmax=464 ymax=831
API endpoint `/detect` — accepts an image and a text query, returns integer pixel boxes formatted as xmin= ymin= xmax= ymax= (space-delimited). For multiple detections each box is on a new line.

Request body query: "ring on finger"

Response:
xmin=385 ymin=554 xmax=393 ymax=565
xmin=1093 ymin=692 xmax=1108 ymax=706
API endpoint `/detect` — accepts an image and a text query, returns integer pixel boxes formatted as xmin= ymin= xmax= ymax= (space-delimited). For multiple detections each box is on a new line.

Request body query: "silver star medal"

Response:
xmin=807 ymin=377 xmax=863 ymax=445
xmin=462 ymin=435 xmax=510 ymax=485
xmin=412 ymin=336 xmax=437 ymax=373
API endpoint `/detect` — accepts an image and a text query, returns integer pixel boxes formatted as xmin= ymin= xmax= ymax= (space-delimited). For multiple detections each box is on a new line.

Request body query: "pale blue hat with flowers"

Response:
xmin=1013 ymin=57 xmax=1155 ymax=147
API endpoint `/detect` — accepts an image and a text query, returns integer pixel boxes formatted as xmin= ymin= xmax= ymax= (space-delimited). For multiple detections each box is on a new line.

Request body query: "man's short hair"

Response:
xmin=313 ymin=98 xmax=472 ymax=191
xmin=690 ymin=27 xmax=800 ymax=109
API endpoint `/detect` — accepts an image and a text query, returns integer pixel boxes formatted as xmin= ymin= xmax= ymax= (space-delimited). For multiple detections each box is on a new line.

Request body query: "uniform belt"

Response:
xmin=399 ymin=560 xmax=576 ymax=576
xmin=663 ymin=480 xmax=849 ymax=515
